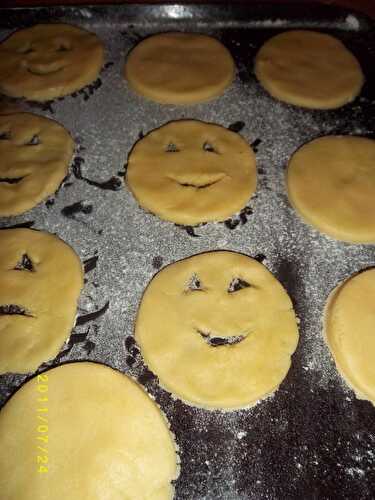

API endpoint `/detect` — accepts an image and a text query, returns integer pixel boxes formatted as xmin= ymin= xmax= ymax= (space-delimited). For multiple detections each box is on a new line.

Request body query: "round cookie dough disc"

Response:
xmin=124 ymin=32 xmax=235 ymax=104
xmin=0 ymin=113 xmax=74 ymax=216
xmin=255 ymin=30 xmax=364 ymax=109
xmin=0 ymin=24 xmax=104 ymax=101
xmin=325 ymin=269 xmax=375 ymax=405
xmin=0 ymin=362 xmax=178 ymax=500
xmin=126 ymin=120 xmax=257 ymax=225
xmin=0 ymin=229 xmax=83 ymax=374
xmin=135 ymin=251 xmax=299 ymax=410
xmin=287 ymin=135 xmax=375 ymax=243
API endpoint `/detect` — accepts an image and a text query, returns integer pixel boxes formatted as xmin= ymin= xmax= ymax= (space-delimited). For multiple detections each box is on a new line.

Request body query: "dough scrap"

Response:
xmin=135 ymin=251 xmax=299 ymax=410
xmin=124 ymin=32 xmax=235 ymax=104
xmin=0 ymin=229 xmax=83 ymax=374
xmin=287 ymin=135 xmax=375 ymax=243
xmin=0 ymin=24 xmax=104 ymax=101
xmin=324 ymin=269 xmax=375 ymax=405
xmin=126 ymin=120 xmax=257 ymax=225
xmin=0 ymin=112 xmax=74 ymax=216
xmin=255 ymin=30 xmax=364 ymax=109
xmin=0 ymin=362 xmax=178 ymax=500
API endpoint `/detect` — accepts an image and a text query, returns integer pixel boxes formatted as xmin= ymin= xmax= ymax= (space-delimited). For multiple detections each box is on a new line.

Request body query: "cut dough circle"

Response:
xmin=0 ymin=112 xmax=74 ymax=216
xmin=135 ymin=251 xmax=299 ymax=410
xmin=0 ymin=229 xmax=83 ymax=374
xmin=324 ymin=269 xmax=375 ymax=405
xmin=255 ymin=30 xmax=364 ymax=109
xmin=126 ymin=120 xmax=257 ymax=225
xmin=124 ymin=32 xmax=235 ymax=104
xmin=0 ymin=24 xmax=104 ymax=101
xmin=287 ymin=135 xmax=375 ymax=243
xmin=0 ymin=362 xmax=178 ymax=499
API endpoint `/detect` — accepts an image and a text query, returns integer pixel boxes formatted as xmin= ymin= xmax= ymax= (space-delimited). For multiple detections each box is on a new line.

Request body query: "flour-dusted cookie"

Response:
xmin=0 ymin=113 xmax=74 ymax=216
xmin=324 ymin=269 xmax=375 ymax=405
xmin=0 ymin=229 xmax=83 ymax=374
xmin=255 ymin=30 xmax=364 ymax=109
xmin=126 ymin=120 xmax=257 ymax=225
xmin=0 ymin=362 xmax=178 ymax=499
xmin=124 ymin=32 xmax=235 ymax=104
xmin=0 ymin=24 xmax=104 ymax=101
xmin=287 ymin=135 xmax=375 ymax=243
xmin=135 ymin=251 xmax=299 ymax=410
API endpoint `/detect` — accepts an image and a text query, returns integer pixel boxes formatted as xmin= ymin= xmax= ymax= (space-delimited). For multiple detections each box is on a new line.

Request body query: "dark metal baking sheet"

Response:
xmin=0 ymin=3 xmax=375 ymax=499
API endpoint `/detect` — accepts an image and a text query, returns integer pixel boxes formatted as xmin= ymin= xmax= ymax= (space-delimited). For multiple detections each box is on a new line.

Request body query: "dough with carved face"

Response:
xmin=135 ymin=251 xmax=299 ymax=410
xmin=0 ymin=112 xmax=74 ymax=216
xmin=287 ymin=136 xmax=375 ymax=243
xmin=324 ymin=269 xmax=375 ymax=406
xmin=0 ymin=229 xmax=83 ymax=374
xmin=0 ymin=362 xmax=178 ymax=500
xmin=0 ymin=24 xmax=104 ymax=101
xmin=255 ymin=30 xmax=364 ymax=109
xmin=126 ymin=120 xmax=257 ymax=225
xmin=124 ymin=32 xmax=235 ymax=104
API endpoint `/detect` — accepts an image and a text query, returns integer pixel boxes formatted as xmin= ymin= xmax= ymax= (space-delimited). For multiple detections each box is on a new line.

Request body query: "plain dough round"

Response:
xmin=255 ymin=30 xmax=364 ymax=109
xmin=135 ymin=251 xmax=299 ymax=410
xmin=0 ymin=24 xmax=104 ymax=101
xmin=124 ymin=32 xmax=235 ymax=104
xmin=0 ymin=229 xmax=83 ymax=374
xmin=126 ymin=120 xmax=257 ymax=225
xmin=324 ymin=269 xmax=375 ymax=405
xmin=0 ymin=112 xmax=74 ymax=216
xmin=0 ymin=362 xmax=178 ymax=500
xmin=287 ymin=135 xmax=375 ymax=243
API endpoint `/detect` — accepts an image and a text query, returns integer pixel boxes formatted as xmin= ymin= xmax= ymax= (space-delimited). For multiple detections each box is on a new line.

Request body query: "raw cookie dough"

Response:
xmin=0 ymin=362 xmax=178 ymax=500
xmin=255 ymin=30 xmax=364 ymax=109
xmin=0 ymin=24 xmax=104 ymax=101
xmin=287 ymin=135 xmax=375 ymax=243
xmin=324 ymin=269 xmax=375 ymax=405
xmin=135 ymin=251 xmax=299 ymax=410
xmin=124 ymin=32 xmax=235 ymax=104
xmin=0 ymin=112 xmax=74 ymax=216
xmin=126 ymin=120 xmax=257 ymax=225
xmin=0 ymin=229 xmax=83 ymax=374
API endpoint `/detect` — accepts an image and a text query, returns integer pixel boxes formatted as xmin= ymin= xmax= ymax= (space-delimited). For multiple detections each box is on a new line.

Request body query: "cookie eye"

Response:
xmin=14 ymin=254 xmax=34 ymax=272
xmin=0 ymin=132 xmax=10 ymax=140
xmin=228 ymin=278 xmax=251 ymax=293
xmin=26 ymin=135 xmax=40 ymax=146
xmin=166 ymin=143 xmax=180 ymax=153
xmin=203 ymin=142 xmax=219 ymax=154
xmin=186 ymin=274 xmax=204 ymax=292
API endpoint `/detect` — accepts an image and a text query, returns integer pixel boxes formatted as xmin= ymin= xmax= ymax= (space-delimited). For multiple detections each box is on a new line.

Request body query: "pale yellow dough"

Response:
xmin=0 ymin=362 xmax=178 ymax=500
xmin=287 ymin=135 xmax=375 ymax=243
xmin=126 ymin=120 xmax=257 ymax=225
xmin=0 ymin=112 xmax=74 ymax=216
xmin=135 ymin=251 xmax=299 ymax=410
xmin=124 ymin=32 xmax=235 ymax=104
xmin=0 ymin=24 xmax=104 ymax=101
xmin=0 ymin=229 xmax=83 ymax=374
xmin=255 ymin=30 xmax=364 ymax=109
xmin=324 ymin=269 xmax=375 ymax=405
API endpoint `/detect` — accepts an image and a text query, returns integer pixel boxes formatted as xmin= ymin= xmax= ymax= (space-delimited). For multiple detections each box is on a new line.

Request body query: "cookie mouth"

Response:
xmin=169 ymin=173 xmax=226 ymax=189
xmin=26 ymin=65 xmax=65 ymax=76
xmin=196 ymin=329 xmax=248 ymax=347
xmin=0 ymin=305 xmax=34 ymax=318
xmin=0 ymin=177 xmax=25 ymax=184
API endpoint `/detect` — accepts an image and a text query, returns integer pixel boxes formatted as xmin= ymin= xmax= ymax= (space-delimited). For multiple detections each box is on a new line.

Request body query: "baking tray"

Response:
xmin=0 ymin=3 xmax=375 ymax=499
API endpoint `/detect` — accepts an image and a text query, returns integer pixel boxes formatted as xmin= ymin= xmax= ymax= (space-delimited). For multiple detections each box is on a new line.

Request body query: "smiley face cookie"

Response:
xmin=124 ymin=32 xmax=235 ymax=104
xmin=126 ymin=120 xmax=257 ymax=225
xmin=0 ymin=113 xmax=74 ymax=216
xmin=135 ymin=251 xmax=299 ymax=410
xmin=0 ymin=24 xmax=104 ymax=101
xmin=0 ymin=229 xmax=83 ymax=374
xmin=0 ymin=362 xmax=178 ymax=499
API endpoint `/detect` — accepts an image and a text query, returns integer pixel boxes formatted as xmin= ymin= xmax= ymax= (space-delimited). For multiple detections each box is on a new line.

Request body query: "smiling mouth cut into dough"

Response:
xmin=0 ymin=305 xmax=34 ymax=318
xmin=169 ymin=172 xmax=227 ymax=189
xmin=197 ymin=328 xmax=249 ymax=346
xmin=26 ymin=65 xmax=65 ymax=76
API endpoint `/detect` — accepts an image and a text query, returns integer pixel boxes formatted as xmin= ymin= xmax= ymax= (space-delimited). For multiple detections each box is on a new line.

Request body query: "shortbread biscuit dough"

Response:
xmin=0 ymin=24 xmax=104 ymax=101
xmin=0 ymin=113 xmax=74 ymax=216
xmin=324 ymin=269 xmax=375 ymax=405
xmin=135 ymin=251 xmax=299 ymax=410
xmin=126 ymin=120 xmax=257 ymax=225
xmin=0 ymin=229 xmax=83 ymax=374
xmin=0 ymin=362 xmax=178 ymax=500
xmin=124 ymin=32 xmax=235 ymax=104
xmin=287 ymin=135 xmax=375 ymax=243
xmin=255 ymin=30 xmax=364 ymax=109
